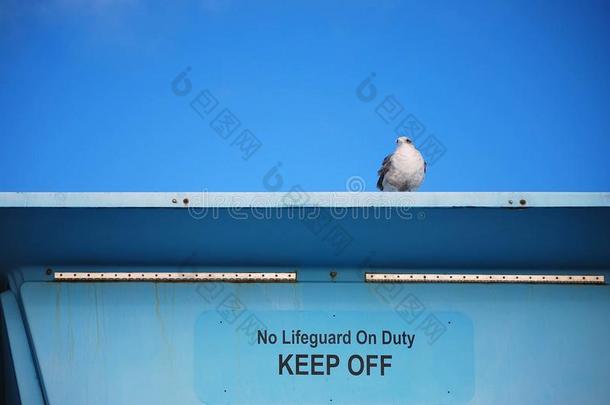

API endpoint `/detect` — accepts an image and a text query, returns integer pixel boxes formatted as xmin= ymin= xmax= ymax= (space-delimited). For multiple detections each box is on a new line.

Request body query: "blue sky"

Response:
xmin=1 ymin=0 xmax=609 ymax=191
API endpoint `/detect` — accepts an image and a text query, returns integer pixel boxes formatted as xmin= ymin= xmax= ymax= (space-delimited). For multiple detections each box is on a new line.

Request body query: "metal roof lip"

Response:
xmin=0 ymin=192 xmax=609 ymax=208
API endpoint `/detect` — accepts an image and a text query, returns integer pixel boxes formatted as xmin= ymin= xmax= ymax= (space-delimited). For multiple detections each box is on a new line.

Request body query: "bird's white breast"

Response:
xmin=382 ymin=146 xmax=425 ymax=191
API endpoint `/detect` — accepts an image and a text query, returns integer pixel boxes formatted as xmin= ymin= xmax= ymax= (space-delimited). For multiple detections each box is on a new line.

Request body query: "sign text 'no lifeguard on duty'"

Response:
xmin=257 ymin=328 xmax=415 ymax=376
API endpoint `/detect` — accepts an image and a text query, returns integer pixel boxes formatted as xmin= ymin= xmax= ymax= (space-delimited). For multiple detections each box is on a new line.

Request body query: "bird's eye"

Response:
xmin=406 ymin=139 xmax=412 ymax=144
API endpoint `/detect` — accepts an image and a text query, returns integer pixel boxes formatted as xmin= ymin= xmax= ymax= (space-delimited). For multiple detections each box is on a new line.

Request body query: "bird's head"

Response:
xmin=396 ymin=136 xmax=413 ymax=146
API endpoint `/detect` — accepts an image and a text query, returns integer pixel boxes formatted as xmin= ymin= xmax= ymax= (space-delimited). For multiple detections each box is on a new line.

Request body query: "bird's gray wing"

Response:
xmin=376 ymin=153 xmax=393 ymax=191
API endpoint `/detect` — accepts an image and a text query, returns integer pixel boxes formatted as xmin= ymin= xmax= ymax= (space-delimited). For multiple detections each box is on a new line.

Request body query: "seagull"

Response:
xmin=377 ymin=136 xmax=426 ymax=191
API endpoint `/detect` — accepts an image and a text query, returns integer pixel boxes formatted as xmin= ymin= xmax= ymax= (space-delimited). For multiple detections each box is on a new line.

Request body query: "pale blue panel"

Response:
xmin=195 ymin=310 xmax=473 ymax=404
xmin=0 ymin=291 xmax=44 ymax=405
xmin=20 ymin=280 xmax=610 ymax=404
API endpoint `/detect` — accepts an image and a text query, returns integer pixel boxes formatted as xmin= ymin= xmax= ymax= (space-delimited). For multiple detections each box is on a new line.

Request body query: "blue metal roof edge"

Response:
xmin=0 ymin=192 xmax=609 ymax=208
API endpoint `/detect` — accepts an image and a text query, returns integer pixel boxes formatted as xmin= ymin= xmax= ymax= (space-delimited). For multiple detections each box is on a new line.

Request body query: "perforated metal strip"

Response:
xmin=54 ymin=272 xmax=296 ymax=282
xmin=365 ymin=273 xmax=604 ymax=284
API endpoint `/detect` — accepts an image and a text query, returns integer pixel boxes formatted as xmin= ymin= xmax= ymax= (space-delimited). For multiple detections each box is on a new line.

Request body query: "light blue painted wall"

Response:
xmin=20 ymin=280 xmax=610 ymax=404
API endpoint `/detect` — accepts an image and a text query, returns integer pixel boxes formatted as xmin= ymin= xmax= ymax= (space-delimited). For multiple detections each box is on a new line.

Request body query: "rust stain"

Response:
xmin=54 ymin=283 xmax=63 ymax=369
xmin=154 ymin=283 xmax=176 ymax=370
xmin=65 ymin=284 xmax=75 ymax=363
xmin=290 ymin=273 xmax=302 ymax=310
xmin=154 ymin=283 xmax=164 ymax=332
xmin=55 ymin=282 xmax=62 ymax=327
xmin=93 ymin=284 xmax=102 ymax=351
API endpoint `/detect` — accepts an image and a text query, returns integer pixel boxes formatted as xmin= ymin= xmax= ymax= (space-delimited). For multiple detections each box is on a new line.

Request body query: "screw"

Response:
xmin=330 ymin=271 xmax=337 ymax=279
xmin=519 ymin=199 xmax=526 ymax=206
xmin=172 ymin=198 xmax=177 ymax=203
xmin=45 ymin=268 xmax=53 ymax=276
xmin=183 ymin=198 xmax=189 ymax=204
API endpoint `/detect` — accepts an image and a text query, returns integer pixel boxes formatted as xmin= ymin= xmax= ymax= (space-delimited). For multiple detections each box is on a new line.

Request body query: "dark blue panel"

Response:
xmin=0 ymin=207 xmax=609 ymax=271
